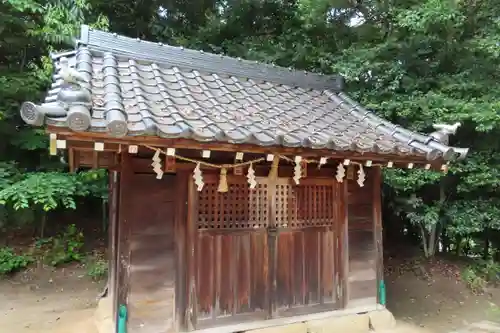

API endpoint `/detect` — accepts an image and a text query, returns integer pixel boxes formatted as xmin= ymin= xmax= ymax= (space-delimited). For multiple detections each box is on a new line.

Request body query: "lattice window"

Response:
xmin=275 ymin=182 xmax=336 ymax=228
xmin=197 ymin=178 xmax=268 ymax=230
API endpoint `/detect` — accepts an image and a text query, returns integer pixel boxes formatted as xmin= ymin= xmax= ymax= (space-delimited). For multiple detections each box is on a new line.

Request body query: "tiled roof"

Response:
xmin=20 ymin=25 xmax=469 ymax=161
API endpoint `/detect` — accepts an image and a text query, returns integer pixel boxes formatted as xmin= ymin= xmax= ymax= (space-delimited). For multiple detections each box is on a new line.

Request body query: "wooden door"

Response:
xmin=188 ymin=175 xmax=271 ymax=329
xmin=186 ymin=175 xmax=344 ymax=329
xmin=273 ymin=178 xmax=342 ymax=316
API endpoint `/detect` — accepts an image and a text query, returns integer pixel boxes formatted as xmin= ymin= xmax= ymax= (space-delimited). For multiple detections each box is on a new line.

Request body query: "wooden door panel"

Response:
xmin=192 ymin=175 xmax=271 ymax=327
xmin=275 ymin=228 xmax=336 ymax=307
xmin=196 ymin=231 xmax=268 ymax=320
xmin=189 ymin=175 xmax=344 ymax=329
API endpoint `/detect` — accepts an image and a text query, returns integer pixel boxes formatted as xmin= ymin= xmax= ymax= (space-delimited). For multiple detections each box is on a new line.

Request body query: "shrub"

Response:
xmin=37 ymin=224 xmax=84 ymax=266
xmin=462 ymin=259 xmax=500 ymax=293
xmin=86 ymin=253 xmax=108 ymax=281
xmin=0 ymin=247 xmax=32 ymax=275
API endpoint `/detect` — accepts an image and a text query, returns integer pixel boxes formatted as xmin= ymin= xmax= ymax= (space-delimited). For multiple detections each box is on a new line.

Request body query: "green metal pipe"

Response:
xmin=379 ymin=279 xmax=386 ymax=306
xmin=117 ymin=304 xmax=127 ymax=333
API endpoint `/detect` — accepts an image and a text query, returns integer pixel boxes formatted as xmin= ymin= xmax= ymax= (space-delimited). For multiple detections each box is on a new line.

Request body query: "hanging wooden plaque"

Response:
xmin=301 ymin=160 xmax=308 ymax=178
xmin=347 ymin=164 xmax=355 ymax=180
xmin=233 ymin=166 xmax=244 ymax=175
xmin=165 ymin=156 xmax=176 ymax=173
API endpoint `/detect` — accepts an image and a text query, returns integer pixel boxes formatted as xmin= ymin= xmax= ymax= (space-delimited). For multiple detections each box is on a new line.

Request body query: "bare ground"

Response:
xmin=0 ymin=256 xmax=498 ymax=333
xmin=0 ymin=264 xmax=105 ymax=333
xmin=385 ymin=255 xmax=500 ymax=332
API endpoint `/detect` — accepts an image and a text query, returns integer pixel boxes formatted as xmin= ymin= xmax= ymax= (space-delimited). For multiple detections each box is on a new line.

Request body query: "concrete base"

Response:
xmin=94 ymin=300 xmax=394 ymax=333
xmin=369 ymin=309 xmax=397 ymax=331
xmin=94 ymin=296 xmax=114 ymax=333
xmin=243 ymin=309 xmax=392 ymax=333
xmin=307 ymin=313 xmax=370 ymax=333
xmin=246 ymin=322 xmax=307 ymax=333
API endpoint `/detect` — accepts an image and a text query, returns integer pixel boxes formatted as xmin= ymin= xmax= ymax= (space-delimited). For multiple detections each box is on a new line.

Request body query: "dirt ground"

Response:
xmin=0 ymin=256 xmax=498 ymax=333
xmin=0 ymin=264 xmax=105 ymax=333
xmin=385 ymin=255 xmax=500 ymax=332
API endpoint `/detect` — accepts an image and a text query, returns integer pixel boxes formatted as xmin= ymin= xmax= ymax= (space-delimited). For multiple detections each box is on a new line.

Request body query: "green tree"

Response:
xmin=0 ymin=0 xmax=108 ymax=234
xmin=1 ymin=0 xmax=499 ymax=259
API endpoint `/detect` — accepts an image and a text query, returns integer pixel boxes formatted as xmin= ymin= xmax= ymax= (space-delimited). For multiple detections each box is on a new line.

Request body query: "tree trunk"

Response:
xmin=40 ymin=212 xmax=47 ymax=239
xmin=483 ymin=228 xmax=490 ymax=260
xmin=455 ymin=236 xmax=464 ymax=257
xmin=419 ymin=224 xmax=439 ymax=258
xmin=441 ymin=227 xmax=449 ymax=253
xmin=428 ymin=223 xmax=438 ymax=257
xmin=464 ymin=237 xmax=471 ymax=256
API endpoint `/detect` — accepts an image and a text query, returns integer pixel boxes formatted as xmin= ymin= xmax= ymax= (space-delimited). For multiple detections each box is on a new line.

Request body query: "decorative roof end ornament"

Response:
xmin=20 ymin=102 xmax=67 ymax=126
xmin=430 ymin=122 xmax=461 ymax=145
xmin=59 ymin=57 xmax=89 ymax=87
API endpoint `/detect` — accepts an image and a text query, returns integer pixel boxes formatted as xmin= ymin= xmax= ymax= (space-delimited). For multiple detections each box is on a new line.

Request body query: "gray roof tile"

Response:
xmin=19 ymin=26 xmax=470 ymax=161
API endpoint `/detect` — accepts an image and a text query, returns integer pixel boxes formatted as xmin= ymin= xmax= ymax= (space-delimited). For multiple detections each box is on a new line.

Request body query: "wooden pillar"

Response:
xmin=174 ymin=171 xmax=189 ymax=331
xmin=372 ymin=167 xmax=384 ymax=305
xmin=340 ymin=180 xmax=349 ymax=308
xmin=108 ymin=170 xmax=120 ymax=326
xmin=185 ymin=173 xmax=198 ymax=330
xmin=116 ymin=152 xmax=133 ymax=326
xmin=266 ymin=177 xmax=278 ymax=319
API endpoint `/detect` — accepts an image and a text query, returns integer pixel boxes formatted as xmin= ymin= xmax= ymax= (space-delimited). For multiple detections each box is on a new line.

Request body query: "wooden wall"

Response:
xmin=118 ymin=157 xmax=177 ymax=333
xmin=114 ymin=158 xmax=383 ymax=333
xmin=346 ymin=168 xmax=381 ymax=307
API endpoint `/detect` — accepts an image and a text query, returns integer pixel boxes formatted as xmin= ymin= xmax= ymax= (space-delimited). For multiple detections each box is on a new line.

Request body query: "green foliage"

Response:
xmin=78 ymin=169 xmax=108 ymax=201
xmin=0 ymin=0 xmax=498 ymax=260
xmin=446 ymin=199 xmax=500 ymax=236
xmin=85 ymin=251 xmax=108 ymax=280
xmin=0 ymin=247 xmax=32 ymax=275
xmin=462 ymin=266 xmax=487 ymax=294
xmin=463 ymin=259 xmax=500 ymax=293
xmin=0 ymin=172 xmax=88 ymax=211
xmin=0 ymin=0 xmax=109 ymax=228
xmin=0 ymin=162 xmax=22 ymax=189
xmin=37 ymin=224 xmax=84 ymax=266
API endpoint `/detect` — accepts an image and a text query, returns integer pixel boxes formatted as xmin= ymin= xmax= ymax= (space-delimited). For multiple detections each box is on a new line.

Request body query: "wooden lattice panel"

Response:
xmin=197 ymin=177 xmax=269 ymax=230
xmin=275 ymin=180 xmax=337 ymax=228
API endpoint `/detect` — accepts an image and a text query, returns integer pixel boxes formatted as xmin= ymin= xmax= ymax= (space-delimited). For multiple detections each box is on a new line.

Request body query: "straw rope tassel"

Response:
xmin=218 ymin=168 xmax=228 ymax=192
xmin=268 ymin=155 xmax=280 ymax=179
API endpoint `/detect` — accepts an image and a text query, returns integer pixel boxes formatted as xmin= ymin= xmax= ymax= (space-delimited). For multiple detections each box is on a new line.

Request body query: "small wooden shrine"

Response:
xmin=20 ymin=25 xmax=469 ymax=333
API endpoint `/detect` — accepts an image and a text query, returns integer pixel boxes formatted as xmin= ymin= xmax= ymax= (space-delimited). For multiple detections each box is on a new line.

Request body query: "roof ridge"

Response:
xmin=77 ymin=25 xmax=344 ymax=91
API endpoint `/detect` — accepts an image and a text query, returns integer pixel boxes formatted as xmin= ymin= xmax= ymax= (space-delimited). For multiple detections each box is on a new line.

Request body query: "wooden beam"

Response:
xmin=47 ymin=126 xmax=439 ymax=165
xmin=68 ymin=148 xmax=76 ymax=172
xmin=75 ymin=150 xmax=118 ymax=169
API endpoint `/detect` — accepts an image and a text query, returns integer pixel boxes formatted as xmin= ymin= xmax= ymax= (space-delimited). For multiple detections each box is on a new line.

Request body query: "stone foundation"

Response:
xmin=94 ymin=296 xmax=114 ymax=333
xmin=245 ymin=309 xmax=395 ymax=333
xmin=92 ymin=300 xmax=395 ymax=333
xmin=369 ymin=309 xmax=397 ymax=331
xmin=246 ymin=323 xmax=308 ymax=333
